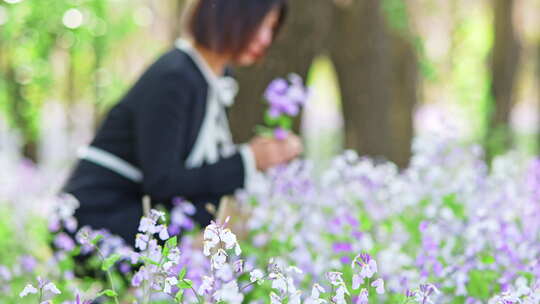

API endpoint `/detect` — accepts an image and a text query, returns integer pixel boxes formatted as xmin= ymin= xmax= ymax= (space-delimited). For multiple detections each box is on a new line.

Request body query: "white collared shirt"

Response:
xmin=175 ymin=38 xmax=258 ymax=190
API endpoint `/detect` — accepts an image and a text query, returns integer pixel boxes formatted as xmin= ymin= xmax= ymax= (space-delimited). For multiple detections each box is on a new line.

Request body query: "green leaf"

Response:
xmin=479 ymin=251 xmax=495 ymax=265
xmin=264 ymin=112 xmax=279 ymax=126
xmin=178 ymin=279 xmax=193 ymax=289
xmin=443 ymin=193 xmax=466 ymax=220
xmin=97 ymin=289 xmax=118 ymax=297
xmin=91 ymin=234 xmax=104 ymax=245
xmin=140 ymin=256 xmax=160 ymax=266
xmin=162 ymin=247 xmax=170 ymax=260
xmin=178 ymin=267 xmax=187 ymax=280
xmin=277 ymin=116 xmax=292 ymax=129
xmin=254 ymin=125 xmax=273 ymax=137
xmin=166 ymin=236 xmax=178 ymax=248
xmin=175 ymin=289 xmax=184 ymax=302
xmin=162 ymin=237 xmax=178 ymax=261
xmin=101 ymin=253 xmax=121 ymax=271
xmin=466 ymin=270 xmax=499 ymax=300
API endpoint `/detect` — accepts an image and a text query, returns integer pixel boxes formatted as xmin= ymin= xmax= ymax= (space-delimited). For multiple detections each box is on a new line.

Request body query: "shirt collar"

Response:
xmin=175 ymin=38 xmax=238 ymax=107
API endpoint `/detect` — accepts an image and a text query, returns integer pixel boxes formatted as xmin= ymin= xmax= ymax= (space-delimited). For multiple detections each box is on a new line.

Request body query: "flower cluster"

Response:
xmin=4 ymin=118 xmax=540 ymax=303
xmin=262 ymin=73 xmax=310 ymax=140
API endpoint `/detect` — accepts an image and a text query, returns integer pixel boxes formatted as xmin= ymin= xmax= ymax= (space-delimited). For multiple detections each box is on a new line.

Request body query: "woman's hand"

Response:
xmin=249 ymin=134 xmax=303 ymax=171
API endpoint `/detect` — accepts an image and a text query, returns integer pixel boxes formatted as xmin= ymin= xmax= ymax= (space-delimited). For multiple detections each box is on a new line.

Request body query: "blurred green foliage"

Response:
xmin=0 ymin=0 xmax=143 ymax=155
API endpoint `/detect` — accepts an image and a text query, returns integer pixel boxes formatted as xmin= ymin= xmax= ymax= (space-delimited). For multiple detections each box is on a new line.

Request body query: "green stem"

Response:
xmin=187 ymin=283 xmax=203 ymax=304
xmin=38 ymin=288 xmax=43 ymax=304
xmin=95 ymin=248 xmax=120 ymax=304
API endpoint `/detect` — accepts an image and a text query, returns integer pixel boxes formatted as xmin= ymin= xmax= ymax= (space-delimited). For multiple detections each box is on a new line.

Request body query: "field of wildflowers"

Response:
xmin=2 ymin=127 xmax=540 ymax=303
xmin=1 ymin=74 xmax=539 ymax=304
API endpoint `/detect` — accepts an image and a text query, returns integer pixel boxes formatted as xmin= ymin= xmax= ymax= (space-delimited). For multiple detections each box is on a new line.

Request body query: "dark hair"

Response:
xmin=188 ymin=0 xmax=287 ymax=57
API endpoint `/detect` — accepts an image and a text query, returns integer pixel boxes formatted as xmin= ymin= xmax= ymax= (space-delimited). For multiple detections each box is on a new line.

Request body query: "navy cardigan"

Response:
xmin=63 ymin=48 xmax=246 ymax=245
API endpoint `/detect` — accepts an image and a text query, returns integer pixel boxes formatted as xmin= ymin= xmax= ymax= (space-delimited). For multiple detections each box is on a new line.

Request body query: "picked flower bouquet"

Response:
xmin=258 ymin=73 xmax=310 ymax=140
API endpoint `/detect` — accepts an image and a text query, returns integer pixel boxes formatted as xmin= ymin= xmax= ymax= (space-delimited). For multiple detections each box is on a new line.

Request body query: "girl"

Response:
xmin=63 ymin=0 xmax=302 ymax=245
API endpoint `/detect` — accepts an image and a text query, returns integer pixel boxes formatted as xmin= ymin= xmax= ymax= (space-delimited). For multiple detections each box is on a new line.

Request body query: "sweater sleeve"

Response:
xmin=133 ymin=71 xmax=245 ymax=201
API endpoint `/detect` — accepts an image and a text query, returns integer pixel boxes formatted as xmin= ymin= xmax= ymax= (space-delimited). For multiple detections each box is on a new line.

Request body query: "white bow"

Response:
xmin=176 ymin=38 xmax=239 ymax=168
xmin=215 ymin=76 xmax=239 ymax=107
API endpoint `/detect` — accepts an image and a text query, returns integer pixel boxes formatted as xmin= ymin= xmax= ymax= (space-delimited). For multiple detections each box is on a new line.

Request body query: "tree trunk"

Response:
xmin=538 ymin=42 xmax=540 ymax=150
xmin=330 ymin=0 xmax=417 ymax=167
xmin=387 ymin=35 xmax=418 ymax=167
xmin=230 ymin=0 xmax=418 ymax=167
xmin=229 ymin=0 xmax=334 ymax=143
xmin=486 ymin=0 xmax=521 ymax=160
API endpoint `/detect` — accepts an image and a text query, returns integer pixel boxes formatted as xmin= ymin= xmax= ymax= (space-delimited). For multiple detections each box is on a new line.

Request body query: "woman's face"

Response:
xmin=235 ymin=8 xmax=280 ymax=66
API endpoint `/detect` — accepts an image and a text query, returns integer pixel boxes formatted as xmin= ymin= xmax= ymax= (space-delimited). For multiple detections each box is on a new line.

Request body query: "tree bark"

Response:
xmin=330 ymin=0 xmax=417 ymax=167
xmin=486 ymin=0 xmax=521 ymax=160
xmin=387 ymin=35 xmax=418 ymax=167
xmin=229 ymin=0 xmax=334 ymax=143
xmin=230 ymin=0 xmax=418 ymax=167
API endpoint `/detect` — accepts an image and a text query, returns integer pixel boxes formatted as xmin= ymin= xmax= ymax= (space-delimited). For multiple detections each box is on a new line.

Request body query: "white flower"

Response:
xmin=215 ymin=264 xmax=234 ymax=281
xmin=360 ymin=260 xmax=377 ymax=279
xmin=213 ymin=281 xmax=244 ymax=304
xmin=128 ymin=251 xmax=140 ymax=264
xmin=150 ymin=209 xmax=166 ymax=222
xmin=163 ymin=261 xmax=174 ymax=271
xmin=289 ymin=290 xmax=302 ymax=304
xmin=157 ymin=225 xmax=169 ymax=240
xmin=270 ymin=272 xmax=288 ymax=294
xmin=326 ymin=271 xmax=344 ymax=286
xmin=164 ymin=277 xmax=178 ymax=294
xmin=352 ymin=274 xmax=363 ymax=290
xmin=333 ymin=285 xmax=349 ymax=304
xmin=250 ymin=269 xmax=265 ymax=284
xmin=211 ymin=249 xmax=228 ymax=270
xmin=19 ymin=284 xmax=38 ymax=297
xmin=138 ymin=217 xmax=155 ymax=233
xmin=203 ymin=225 xmax=220 ymax=256
xmin=287 ymin=276 xmax=298 ymax=294
xmin=270 ymin=292 xmax=282 ymax=304
xmin=198 ymin=276 xmax=214 ymax=295
xmin=167 ymin=248 xmax=181 ymax=263
xmin=311 ymin=283 xmax=326 ymax=299
xmin=371 ymin=278 xmax=384 ymax=294
xmin=286 ymin=266 xmax=303 ymax=275
xmin=43 ymin=282 xmax=61 ymax=295
xmin=135 ymin=234 xmax=149 ymax=251
xmin=203 ymin=222 xmax=242 ymax=256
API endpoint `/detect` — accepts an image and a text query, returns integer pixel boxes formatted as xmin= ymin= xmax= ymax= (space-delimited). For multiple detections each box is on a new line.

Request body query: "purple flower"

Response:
xmin=168 ymin=224 xmax=181 ymax=236
xmin=170 ymin=200 xmax=196 ymax=233
xmin=131 ymin=268 xmax=146 ymax=287
xmin=352 ymin=253 xmax=377 ymax=280
xmin=340 ymin=256 xmax=351 ymax=264
xmin=20 ymin=255 xmax=37 ymax=273
xmin=419 ymin=221 xmax=429 ymax=232
xmin=119 ymin=263 xmax=131 ymax=274
xmin=233 ymin=260 xmax=244 ymax=273
xmin=371 ymin=278 xmax=385 ymax=294
xmin=274 ymin=127 xmax=288 ymax=140
xmin=356 ymin=289 xmax=369 ymax=304
xmin=264 ymin=78 xmax=288 ymax=101
xmin=54 ymin=233 xmax=75 ymax=252
xmin=0 ymin=266 xmax=11 ymax=281
xmin=352 ymin=230 xmax=364 ymax=240
xmin=332 ymin=242 xmax=353 ymax=253
xmin=264 ymin=75 xmax=308 ymax=119
xmin=75 ymin=294 xmax=92 ymax=304
xmin=48 ymin=218 xmax=61 ymax=232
